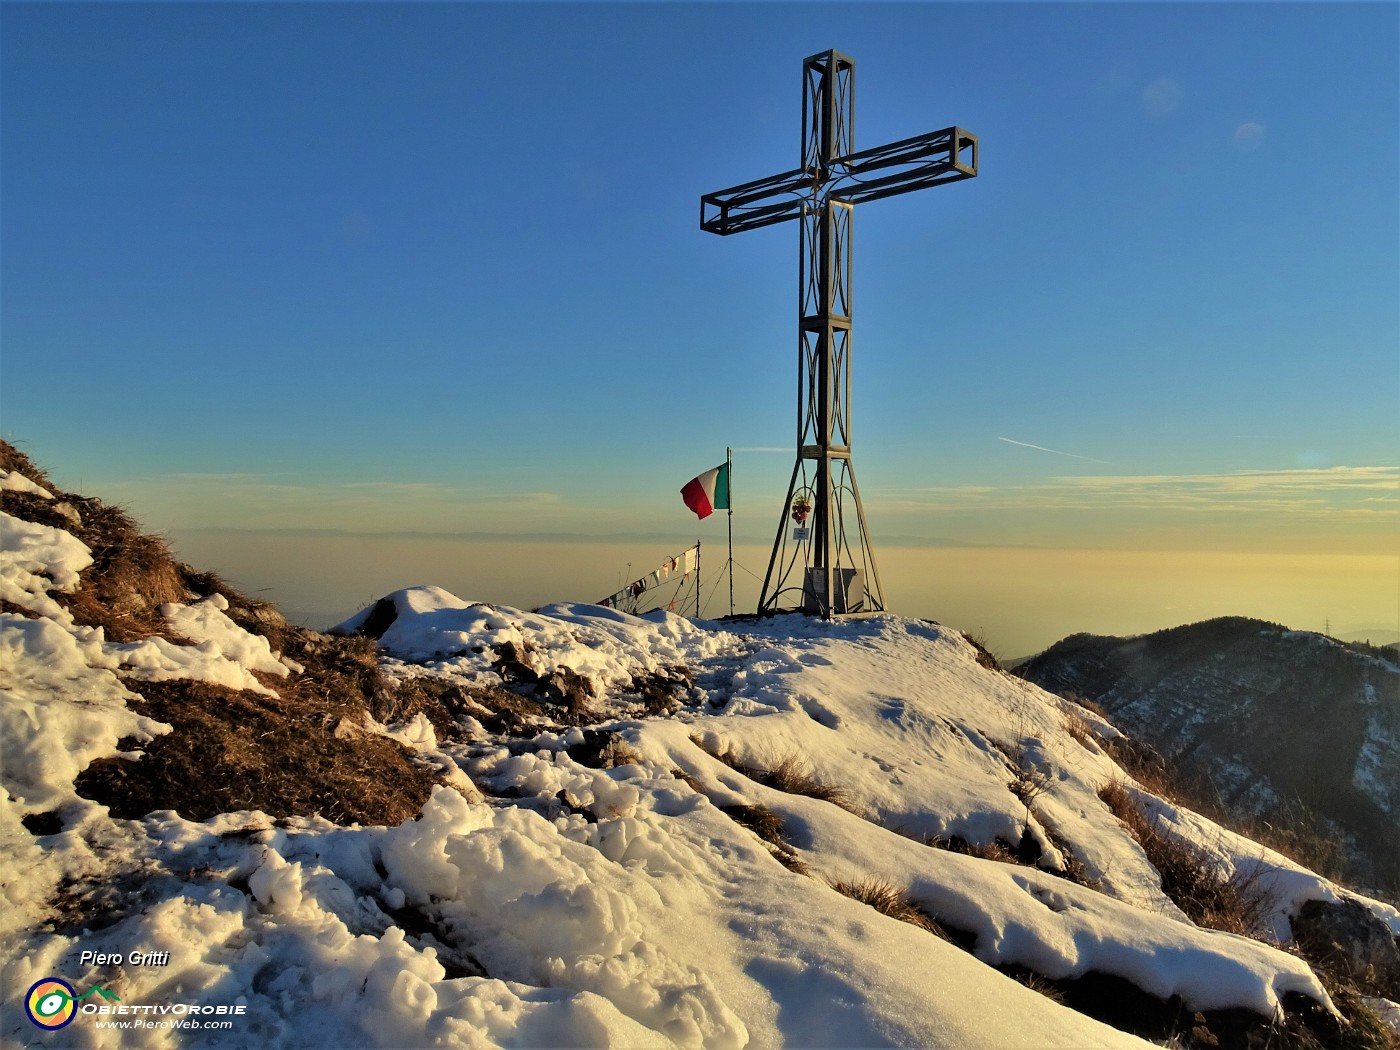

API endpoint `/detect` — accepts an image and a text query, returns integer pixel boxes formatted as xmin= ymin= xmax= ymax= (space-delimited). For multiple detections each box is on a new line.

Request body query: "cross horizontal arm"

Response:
xmin=829 ymin=126 xmax=977 ymax=206
xmin=701 ymin=167 xmax=814 ymax=236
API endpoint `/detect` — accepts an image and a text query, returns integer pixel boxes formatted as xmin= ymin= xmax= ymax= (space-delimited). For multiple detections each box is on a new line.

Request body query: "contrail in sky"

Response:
xmin=997 ymin=436 xmax=1110 ymax=464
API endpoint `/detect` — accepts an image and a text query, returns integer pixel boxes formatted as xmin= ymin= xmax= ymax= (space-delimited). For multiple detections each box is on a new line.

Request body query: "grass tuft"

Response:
xmin=721 ymin=802 xmax=787 ymax=846
xmin=1060 ymin=708 xmax=1100 ymax=751
xmin=1062 ymin=690 xmax=1110 ymax=719
xmin=692 ymin=737 xmax=855 ymax=811
xmin=763 ymin=752 xmax=854 ymax=808
xmin=670 ymin=767 xmax=705 ymax=793
xmin=998 ymin=965 xmax=1067 ymax=1005
xmin=719 ymin=803 xmax=808 ymax=873
xmin=1070 ymin=687 xmax=1368 ymax=897
xmin=830 ymin=877 xmax=948 ymax=940
xmin=926 ymin=834 xmax=1020 ymax=864
xmin=961 ymin=631 xmax=1006 ymax=672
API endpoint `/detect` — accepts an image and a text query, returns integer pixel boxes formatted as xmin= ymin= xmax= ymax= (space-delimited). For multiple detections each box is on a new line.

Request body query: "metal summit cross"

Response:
xmin=701 ymin=49 xmax=978 ymax=617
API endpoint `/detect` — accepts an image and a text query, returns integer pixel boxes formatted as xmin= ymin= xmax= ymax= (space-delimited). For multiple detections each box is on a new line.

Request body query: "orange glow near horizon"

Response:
xmin=168 ymin=531 xmax=1398 ymax=660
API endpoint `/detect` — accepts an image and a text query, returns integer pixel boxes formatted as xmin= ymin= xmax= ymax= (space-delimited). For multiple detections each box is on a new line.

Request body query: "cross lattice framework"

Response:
xmin=701 ymin=49 xmax=978 ymax=616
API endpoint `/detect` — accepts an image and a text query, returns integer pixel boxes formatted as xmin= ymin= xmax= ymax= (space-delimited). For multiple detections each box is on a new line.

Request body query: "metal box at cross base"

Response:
xmin=803 ymin=568 xmax=865 ymax=615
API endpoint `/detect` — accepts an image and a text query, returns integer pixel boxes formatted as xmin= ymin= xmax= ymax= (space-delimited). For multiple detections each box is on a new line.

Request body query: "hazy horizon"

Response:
xmin=163 ymin=526 xmax=1399 ymax=660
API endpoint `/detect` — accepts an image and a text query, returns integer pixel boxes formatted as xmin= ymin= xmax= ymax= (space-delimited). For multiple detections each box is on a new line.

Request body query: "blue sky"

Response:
xmin=3 ymin=2 xmax=1396 ymax=643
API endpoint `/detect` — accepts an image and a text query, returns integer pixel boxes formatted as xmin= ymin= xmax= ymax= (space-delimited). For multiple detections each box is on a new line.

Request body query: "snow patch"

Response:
xmin=0 ymin=469 xmax=53 ymax=498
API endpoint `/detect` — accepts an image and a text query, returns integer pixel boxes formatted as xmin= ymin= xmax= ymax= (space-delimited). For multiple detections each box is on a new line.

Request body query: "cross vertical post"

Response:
xmin=701 ymin=49 xmax=977 ymax=616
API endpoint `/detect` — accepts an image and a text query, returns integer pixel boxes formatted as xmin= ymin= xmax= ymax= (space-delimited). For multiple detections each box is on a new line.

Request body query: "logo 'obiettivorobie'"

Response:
xmin=24 ymin=978 xmax=120 ymax=1030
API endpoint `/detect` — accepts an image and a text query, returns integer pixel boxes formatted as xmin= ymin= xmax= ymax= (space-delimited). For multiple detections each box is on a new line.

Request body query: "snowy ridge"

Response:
xmin=1020 ymin=618 xmax=1400 ymax=895
xmin=3 ymin=498 xmax=1398 ymax=1047
xmin=340 ymin=586 xmax=729 ymax=695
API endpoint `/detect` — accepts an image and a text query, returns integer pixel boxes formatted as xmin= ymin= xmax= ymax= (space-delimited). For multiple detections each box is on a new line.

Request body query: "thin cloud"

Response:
xmin=1233 ymin=122 xmax=1266 ymax=153
xmin=1143 ymin=76 xmax=1182 ymax=117
xmin=878 ymin=466 xmax=1399 ymax=516
xmin=1056 ymin=467 xmax=1397 ymax=495
xmin=160 ymin=471 xmax=289 ymax=481
xmin=998 ymin=437 xmax=1110 ymax=465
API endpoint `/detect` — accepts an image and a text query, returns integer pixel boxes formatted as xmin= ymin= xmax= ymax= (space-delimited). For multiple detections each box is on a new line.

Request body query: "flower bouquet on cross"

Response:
xmin=790 ymin=494 xmax=812 ymax=525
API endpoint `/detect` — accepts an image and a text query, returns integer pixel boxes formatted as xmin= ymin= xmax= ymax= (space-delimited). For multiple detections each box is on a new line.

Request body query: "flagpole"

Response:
xmin=695 ymin=540 xmax=701 ymax=618
xmin=726 ymin=447 xmax=734 ymax=617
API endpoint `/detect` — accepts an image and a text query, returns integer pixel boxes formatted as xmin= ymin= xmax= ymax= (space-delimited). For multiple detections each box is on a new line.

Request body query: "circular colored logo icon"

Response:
xmin=25 ymin=978 xmax=77 ymax=1030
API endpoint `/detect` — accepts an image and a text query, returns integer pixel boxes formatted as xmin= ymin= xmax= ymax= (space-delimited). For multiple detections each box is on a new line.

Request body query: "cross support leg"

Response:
xmin=758 ymin=200 xmax=884 ymax=616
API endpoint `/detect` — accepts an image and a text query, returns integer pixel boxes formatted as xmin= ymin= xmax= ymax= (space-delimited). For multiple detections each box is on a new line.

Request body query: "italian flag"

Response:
xmin=681 ymin=463 xmax=730 ymax=520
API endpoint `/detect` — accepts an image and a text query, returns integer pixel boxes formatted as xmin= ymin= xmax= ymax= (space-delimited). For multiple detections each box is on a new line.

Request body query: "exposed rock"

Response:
xmin=1292 ymin=897 xmax=1400 ymax=998
xmin=566 ymin=728 xmax=642 ymax=769
xmin=20 ymin=811 xmax=64 ymax=836
xmin=50 ymin=501 xmax=82 ymax=528
xmin=232 ymin=603 xmax=287 ymax=631
xmin=493 ymin=640 xmax=538 ymax=683
xmin=354 ymin=597 xmax=399 ymax=640
xmin=332 ymin=715 xmax=370 ymax=741
xmin=490 ymin=642 xmax=592 ymax=715
xmin=535 ymin=667 xmax=593 ymax=714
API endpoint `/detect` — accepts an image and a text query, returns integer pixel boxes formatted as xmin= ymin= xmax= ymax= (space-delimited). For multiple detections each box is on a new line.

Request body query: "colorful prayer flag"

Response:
xmin=680 ymin=463 xmax=730 ymax=520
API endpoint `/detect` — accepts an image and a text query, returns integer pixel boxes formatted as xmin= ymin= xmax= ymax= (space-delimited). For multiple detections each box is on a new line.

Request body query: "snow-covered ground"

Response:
xmin=4 ymin=479 xmax=1399 ymax=1047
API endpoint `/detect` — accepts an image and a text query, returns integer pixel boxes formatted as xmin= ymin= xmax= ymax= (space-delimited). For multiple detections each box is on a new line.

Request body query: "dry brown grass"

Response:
xmin=722 ymin=802 xmax=786 ymax=845
xmin=923 ymin=833 xmax=1020 ymax=864
xmin=998 ymin=966 xmax=1067 ymax=1005
xmin=1062 ymin=690 xmax=1110 ymax=719
xmin=1305 ymin=977 xmax=1400 ymax=1050
xmin=763 ymin=752 xmax=854 ymax=808
xmin=1 ymin=443 xmax=299 ymax=648
xmin=691 ymin=736 xmax=752 ymax=771
xmin=885 ymin=812 xmax=1041 ymax=870
xmin=961 ymin=632 xmax=1005 ymax=672
xmin=1100 ymin=730 xmax=1358 ymax=895
xmin=390 ymin=674 xmax=545 ymax=737
xmin=1100 ymin=734 xmax=1181 ymax=800
xmin=1237 ymin=802 xmax=1351 ymax=891
xmin=0 ymin=445 xmax=446 ymax=827
xmin=75 ymin=677 xmax=440 ymax=826
xmin=1098 ymin=780 xmax=1273 ymax=938
xmin=1061 ymin=708 xmax=1100 ymax=750
xmin=719 ymin=802 xmax=808 ymax=873
xmin=1008 ymin=761 xmax=1053 ymax=811
xmin=671 ymin=767 xmax=705 ymax=793
xmin=830 ymin=877 xmax=949 ymax=940
xmin=1052 ymin=679 xmax=1369 ymax=899
xmin=281 ymin=630 xmax=401 ymax=720
xmin=907 ymin=820 xmax=1100 ymax=889
xmin=692 ymin=737 xmax=855 ymax=811
xmin=75 ymin=502 xmax=188 ymax=622
xmin=667 ymin=764 xmax=810 ymax=869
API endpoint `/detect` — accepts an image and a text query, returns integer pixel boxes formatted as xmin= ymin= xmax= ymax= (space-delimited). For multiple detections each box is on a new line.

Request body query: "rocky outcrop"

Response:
xmin=1292 ymin=897 xmax=1400 ymax=998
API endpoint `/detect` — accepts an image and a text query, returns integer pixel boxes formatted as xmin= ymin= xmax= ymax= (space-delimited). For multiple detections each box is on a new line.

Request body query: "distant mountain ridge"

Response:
xmin=1020 ymin=616 xmax=1400 ymax=895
